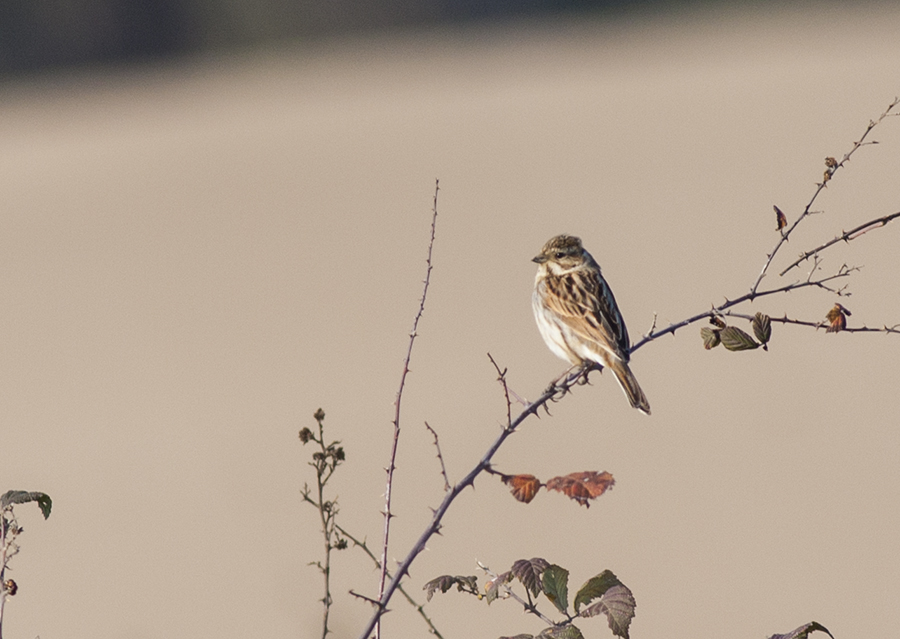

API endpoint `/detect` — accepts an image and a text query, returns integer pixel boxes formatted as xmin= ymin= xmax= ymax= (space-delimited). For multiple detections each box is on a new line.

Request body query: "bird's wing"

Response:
xmin=542 ymin=269 xmax=631 ymax=361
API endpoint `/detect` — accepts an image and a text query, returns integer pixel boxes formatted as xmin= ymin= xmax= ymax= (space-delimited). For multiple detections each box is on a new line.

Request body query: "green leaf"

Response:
xmin=511 ymin=558 xmax=550 ymax=598
xmin=0 ymin=491 xmax=52 ymax=519
xmin=720 ymin=326 xmax=760 ymax=351
xmin=752 ymin=312 xmax=772 ymax=344
xmin=580 ymin=584 xmax=636 ymax=639
xmin=573 ymin=570 xmax=621 ymax=612
xmin=700 ymin=327 xmax=721 ymax=349
xmin=767 ymin=621 xmax=834 ymax=639
xmin=536 ymin=624 xmax=584 ymax=639
xmin=541 ymin=565 xmax=569 ymax=615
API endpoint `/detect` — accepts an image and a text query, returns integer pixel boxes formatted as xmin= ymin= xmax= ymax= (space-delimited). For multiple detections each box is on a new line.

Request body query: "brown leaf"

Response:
xmin=545 ymin=471 xmax=615 ymax=508
xmin=511 ymin=558 xmax=551 ymax=597
xmin=484 ymin=570 xmax=513 ymax=604
xmin=774 ymin=205 xmax=787 ymax=232
xmin=824 ymin=156 xmax=838 ymax=169
xmin=825 ymin=303 xmax=851 ymax=333
xmin=423 ymin=575 xmax=478 ymax=601
xmin=503 ymin=474 xmax=542 ymax=504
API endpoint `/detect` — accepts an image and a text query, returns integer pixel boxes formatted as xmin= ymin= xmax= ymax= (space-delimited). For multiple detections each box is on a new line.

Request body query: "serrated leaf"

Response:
xmin=536 ymin=625 xmax=584 ymax=639
xmin=541 ymin=565 xmax=569 ymax=614
xmin=573 ymin=570 xmax=621 ymax=612
xmin=580 ymin=584 xmax=636 ymax=639
xmin=700 ymin=327 xmax=721 ymax=349
xmin=511 ymin=558 xmax=550 ymax=597
xmin=752 ymin=312 xmax=772 ymax=344
xmin=720 ymin=326 xmax=760 ymax=351
xmin=423 ymin=575 xmax=478 ymax=602
xmin=0 ymin=491 xmax=52 ymax=519
xmin=767 ymin=621 xmax=835 ymax=639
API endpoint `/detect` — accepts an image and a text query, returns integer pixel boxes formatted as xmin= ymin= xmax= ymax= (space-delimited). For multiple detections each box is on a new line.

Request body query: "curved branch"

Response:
xmin=750 ymin=96 xmax=899 ymax=297
xmin=375 ymin=179 xmax=440 ymax=638
xmin=779 ymin=211 xmax=900 ymax=276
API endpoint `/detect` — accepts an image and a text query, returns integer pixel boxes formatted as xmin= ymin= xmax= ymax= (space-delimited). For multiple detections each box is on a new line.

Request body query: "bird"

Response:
xmin=532 ymin=234 xmax=650 ymax=415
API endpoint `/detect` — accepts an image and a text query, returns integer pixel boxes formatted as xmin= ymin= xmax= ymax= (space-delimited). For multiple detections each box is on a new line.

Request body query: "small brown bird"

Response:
xmin=532 ymin=234 xmax=650 ymax=415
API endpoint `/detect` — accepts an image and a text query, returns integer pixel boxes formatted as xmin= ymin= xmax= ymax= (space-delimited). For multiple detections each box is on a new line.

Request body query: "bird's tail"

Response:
xmin=608 ymin=359 xmax=651 ymax=415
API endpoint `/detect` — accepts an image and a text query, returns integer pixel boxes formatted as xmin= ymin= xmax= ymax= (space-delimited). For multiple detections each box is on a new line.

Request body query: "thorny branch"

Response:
xmin=425 ymin=422 xmax=451 ymax=492
xmin=722 ymin=310 xmax=900 ymax=335
xmin=750 ymin=96 xmax=899 ymax=297
xmin=355 ymin=99 xmax=900 ymax=639
xmin=780 ymin=211 xmax=900 ymax=276
xmin=631 ymin=97 xmax=900 ymax=352
xmin=374 ymin=179 xmax=440 ymax=639
xmin=356 ymin=360 xmax=596 ymax=639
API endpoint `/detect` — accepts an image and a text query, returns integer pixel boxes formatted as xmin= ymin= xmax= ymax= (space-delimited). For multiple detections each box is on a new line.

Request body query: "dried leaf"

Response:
xmin=485 ymin=571 xmax=513 ymax=605
xmin=767 ymin=621 xmax=835 ymax=639
xmin=709 ymin=315 xmax=726 ymax=329
xmin=423 ymin=575 xmax=478 ymax=601
xmin=700 ymin=327 xmax=721 ymax=350
xmin=824 ymin=156 xmax=837 ymax=169
xmin=545 ymin=471 xmax=615 ymax=508
xmin=503 ymin=474 xmax=542 ymax=504
xmin=825 ymin=303 xmax=851 ymax=333
xmin=580 ymin=584 xmax=637 ymax=639
xmin=822 ymin=170 xmax=832 ymax=183
xmin=511 ymin=558 xmax=550 ymax=597
xmin=719 ymin=326 xmax=760 ymax=351
xmin=541 ymin=565 xmax=570 ymax=614
xmin=774 ymin=205 xmax=787 ymax=232
xmin=752 ymin=312 xmax=772 ymax=346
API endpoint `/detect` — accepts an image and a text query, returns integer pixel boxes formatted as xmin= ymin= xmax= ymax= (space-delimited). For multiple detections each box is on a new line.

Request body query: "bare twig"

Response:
xmin=487 ymin=353 xmax=513 ymax=429
xmin=722 ymin=310 xmax=900 ymax=335
xmin=750 ymin=96 xmax=900 ymax=297
xmin=780 ymin=211 xmax=900 ymax=276
xmin=631 ymin=265 xmax=857 ymax=352
xmin=356 ymin=365 xmax=593 ymax=639
xmin=0 ymin=508 xmax=11 ymax=639
xmin=337 ymin=525 xmax=446 ymax=639
xmin=375 ymin=179 xmax=440 ymax=639
xmin=299 ymin=409 xmax=345 ymax=639
xmin=425 ymin=422 xmax=451 ymax=492
xmin=351 ymin=590 xmax=384 ymax=607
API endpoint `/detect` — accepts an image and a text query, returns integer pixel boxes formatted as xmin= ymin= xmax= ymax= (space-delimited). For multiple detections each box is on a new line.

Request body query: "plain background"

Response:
xmin=2 ymin=2 xmax=899 ymax=638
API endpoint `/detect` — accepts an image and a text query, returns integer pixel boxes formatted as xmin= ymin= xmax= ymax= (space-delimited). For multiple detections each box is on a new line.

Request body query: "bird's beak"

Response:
xmin=532 ymin=254 xmax=547 ymax=264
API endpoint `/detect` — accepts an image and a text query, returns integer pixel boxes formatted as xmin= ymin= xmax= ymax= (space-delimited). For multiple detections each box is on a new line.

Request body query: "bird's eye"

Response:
xmin=555 ymin=252 xmax=565 ymax=259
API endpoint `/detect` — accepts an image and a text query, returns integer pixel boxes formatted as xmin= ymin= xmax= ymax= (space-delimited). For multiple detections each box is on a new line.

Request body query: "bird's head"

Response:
xmin=532 ymin=235 xmax=588 ymax=274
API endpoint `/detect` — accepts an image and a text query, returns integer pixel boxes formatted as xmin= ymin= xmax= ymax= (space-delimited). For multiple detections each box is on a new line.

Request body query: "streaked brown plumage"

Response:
xmin=532 ymin=234 xmax=650 ymax=415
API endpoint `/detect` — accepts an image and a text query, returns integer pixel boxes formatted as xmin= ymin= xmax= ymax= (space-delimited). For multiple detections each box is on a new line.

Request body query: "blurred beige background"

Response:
xmin=2 ymin=2 xmax=900 ymax=638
